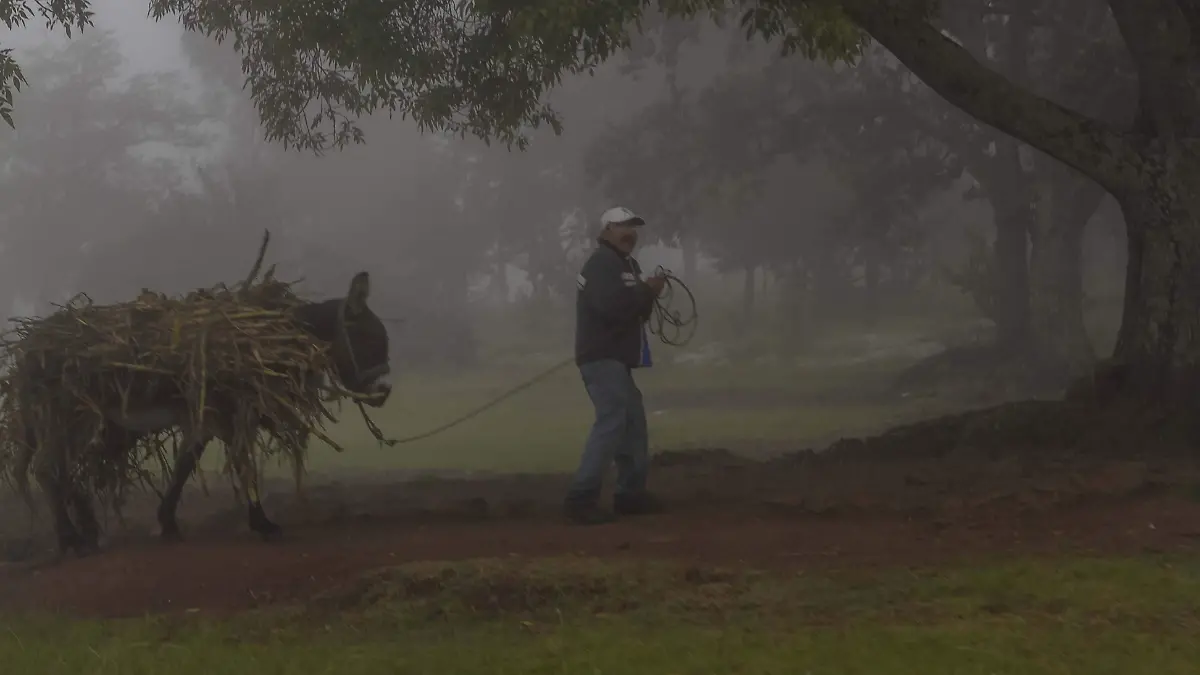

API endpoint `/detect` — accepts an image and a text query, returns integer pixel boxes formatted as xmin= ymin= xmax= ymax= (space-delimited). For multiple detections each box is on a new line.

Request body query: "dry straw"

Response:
xmin=0 ymin=231 xmax=343 ymax=513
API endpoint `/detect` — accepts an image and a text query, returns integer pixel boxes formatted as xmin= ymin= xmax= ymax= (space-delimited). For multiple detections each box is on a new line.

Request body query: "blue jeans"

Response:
xmin=565 ymin=359 xmax=649 ymax=508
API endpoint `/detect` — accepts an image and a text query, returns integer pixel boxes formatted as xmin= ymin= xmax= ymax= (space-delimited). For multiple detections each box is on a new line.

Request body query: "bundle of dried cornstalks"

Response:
xmin=0 ymin=235 xmax=341 ymax=512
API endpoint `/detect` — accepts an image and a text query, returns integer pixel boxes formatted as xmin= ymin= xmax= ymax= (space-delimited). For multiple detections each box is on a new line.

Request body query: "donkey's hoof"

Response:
xmin=56 ymin=533 xmax=84 ymax=557
xmin=74 ymin=542 xmax=101 ymax=558
xmin=248 ymin=502 xmax=283 ymax=542
xmin=256 ymin=523 xmax=283 ymax=542
xmin=60 ymin=537 xmax=100 ymax=559
xmin=159 ymin=523 xmax=184 ymax=543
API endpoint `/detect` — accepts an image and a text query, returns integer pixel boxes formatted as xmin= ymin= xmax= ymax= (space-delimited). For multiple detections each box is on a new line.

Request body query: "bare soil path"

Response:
xmin=3 ymin=452 xmax=1198 ymax=618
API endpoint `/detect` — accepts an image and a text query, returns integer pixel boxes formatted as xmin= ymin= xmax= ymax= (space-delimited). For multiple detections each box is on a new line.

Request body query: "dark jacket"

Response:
xmin=574 ymin=240 xmax=656 ymax=367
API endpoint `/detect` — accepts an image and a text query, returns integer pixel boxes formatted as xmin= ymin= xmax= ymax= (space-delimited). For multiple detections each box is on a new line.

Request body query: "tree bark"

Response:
xmin=970 ymin=136 xmax=1034 ymax=354
xmin=992 ymin=200 xmax=1032 ymax=353
xmin=840 ymin=1 xmax=1143 ymax=190
xmin=841 ymin=0 xmax=1200 ymax=402
xmin=1027 ymin=168 xmax=1100 ymax=380
xmin=989 ymin=20 xmax=1034 ymax=355
xmin=1109 ymin=154 xmax=1200 ymax=399
xmin=1114 ymin=219 xmax=1144 ymax=358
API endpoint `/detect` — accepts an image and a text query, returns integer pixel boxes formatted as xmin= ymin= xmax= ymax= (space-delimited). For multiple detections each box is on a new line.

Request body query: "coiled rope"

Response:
xmin=359 ymin=269 xmax=698 ymax=446
xmin=647 ymin=265 xmax=699 ymax=347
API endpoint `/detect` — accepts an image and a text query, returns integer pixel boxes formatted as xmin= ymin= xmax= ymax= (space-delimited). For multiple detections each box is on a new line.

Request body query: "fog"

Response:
xmin=7 ymin=5 xmax=1199 ymax=660
xmin=0 ymin=9 xmax=1127 ymax=403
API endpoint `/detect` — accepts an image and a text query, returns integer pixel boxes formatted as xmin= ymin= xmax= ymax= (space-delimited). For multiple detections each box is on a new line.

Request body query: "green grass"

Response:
xmin=278 ymin=359 xmax=953 ymax=475
xmin=5 ymin=556 xmax=1200 ymax=673
xmin=208 ymin=292 xmax=1120 ymax=476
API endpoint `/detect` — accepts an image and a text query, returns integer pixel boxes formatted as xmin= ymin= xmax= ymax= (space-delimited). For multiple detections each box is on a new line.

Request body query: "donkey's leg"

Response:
xmin=222 ymin=416 xmax=282 ymax=541
xmin=241 ymin=457 xmax=282 ymax=541
xmin=68 ymin=425 xmax=131 ymax=554
xmin=32 ymin=446 xmax=83 ymax=556
xmin=157 ymin=436 xmax=209 ymax=542
xmin=68 ymin=483 xmax=102 ymax=554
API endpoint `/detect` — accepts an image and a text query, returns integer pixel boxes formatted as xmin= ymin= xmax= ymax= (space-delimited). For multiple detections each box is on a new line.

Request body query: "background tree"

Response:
xmin=586 ymin=46 xmax=957 ymax=332
xmin=0 ymin=30 xmax=202 ymax=313
xmin=9 ymin=0 xmax=1199 ymax=400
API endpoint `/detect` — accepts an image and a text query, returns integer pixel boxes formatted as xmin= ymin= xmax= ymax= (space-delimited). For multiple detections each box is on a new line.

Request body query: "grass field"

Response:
xmin=290 ymin=358 xmax=954 ymax=475
xmin=4 ymin=556 xmax=1198 ymax=673
xmin=5 ymin=315 xmax=1157 ymax=673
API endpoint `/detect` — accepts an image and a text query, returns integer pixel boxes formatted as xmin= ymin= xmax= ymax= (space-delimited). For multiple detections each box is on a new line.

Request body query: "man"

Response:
xmin=565 ymin=206 xmax=668 ymax=525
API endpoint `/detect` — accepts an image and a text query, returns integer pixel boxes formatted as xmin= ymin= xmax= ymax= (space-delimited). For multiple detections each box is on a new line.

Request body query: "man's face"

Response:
xmin=606 ymin=222 xmax=639 ymax=254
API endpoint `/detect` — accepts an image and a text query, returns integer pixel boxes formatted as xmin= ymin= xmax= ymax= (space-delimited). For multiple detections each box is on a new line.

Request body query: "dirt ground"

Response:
xmin=6 ymin=494 xmax=1200 ymax=619
xmin=3 ymin=401 xmax=1200 ymax=619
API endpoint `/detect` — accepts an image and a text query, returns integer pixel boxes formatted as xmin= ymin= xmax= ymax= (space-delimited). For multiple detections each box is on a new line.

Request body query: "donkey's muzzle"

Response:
xmin=360 ymin=366 xmax=393 ymax=408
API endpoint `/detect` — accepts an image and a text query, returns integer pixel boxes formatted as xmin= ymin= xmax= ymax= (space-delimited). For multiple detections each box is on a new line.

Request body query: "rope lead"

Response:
xmin=648 ymin=266 xmax=699 ymax=348
xmin=360 ymin=271 xmax=700 ymax=446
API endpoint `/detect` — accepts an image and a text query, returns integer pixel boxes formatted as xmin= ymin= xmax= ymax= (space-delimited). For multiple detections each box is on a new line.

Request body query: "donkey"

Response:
xmin=22 ymin=271 xmax=393 ymax=556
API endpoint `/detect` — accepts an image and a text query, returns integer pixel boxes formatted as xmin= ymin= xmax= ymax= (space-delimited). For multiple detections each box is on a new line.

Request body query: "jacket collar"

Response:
xmin=597 ymin=238 xmax=643 ymax=275
xmin=597 ymin=237 xmax=627 ymax=258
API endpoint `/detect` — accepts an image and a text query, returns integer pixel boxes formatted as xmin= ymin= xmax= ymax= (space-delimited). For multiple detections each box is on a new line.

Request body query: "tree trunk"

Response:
xmin=970 ymin=133 xmax=1035 ymax=354
xmin=450 ymin=267 xmax=472 ymax=308
xmin=742 ymin=265 xmax=756 ymax=322
xmin=992 ymin=202 xmax=1031 ymax=353
xmin=681 ymin=233 xmax=698 ymax=282
xmin=782 ymin=260 xmax=812 ymax=349
xmin=494 ymin=260 xmax=510 ymax=304
xmin=862 ymin=242 xmax=881 ymax=327
xmin=962 ymin=5 xmax=1032 ymax=355
xmin=1027 ymin=174 xmax=1096 ymax=381
xmin=840 ymin=0 xmax=1200 ymax=404
xmin=1114 ymin=223 xmax=1144 ymax=359
xmin=1110 ymin=168 xmax=1200 ymax=400
xmin=810 ymin=250 xmax=845 ymax=318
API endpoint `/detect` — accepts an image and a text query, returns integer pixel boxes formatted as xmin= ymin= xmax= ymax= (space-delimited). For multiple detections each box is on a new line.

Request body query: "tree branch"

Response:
xmin=1177 ymin=0 xmax=1200 ymax=44
xmin=839 ymin=0 xmax=1143 ymax=194
xmin=1107 ymin=0 xmax=1200 ymax=139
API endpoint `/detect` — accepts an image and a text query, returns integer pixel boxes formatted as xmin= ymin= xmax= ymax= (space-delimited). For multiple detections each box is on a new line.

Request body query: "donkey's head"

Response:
xmin=294 ymin=272 xmax=392 ymax=407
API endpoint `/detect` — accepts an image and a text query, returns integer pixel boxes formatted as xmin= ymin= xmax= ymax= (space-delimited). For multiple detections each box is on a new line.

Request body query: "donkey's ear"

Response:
xmin=346 ymin=272 xmax=371 ymax=315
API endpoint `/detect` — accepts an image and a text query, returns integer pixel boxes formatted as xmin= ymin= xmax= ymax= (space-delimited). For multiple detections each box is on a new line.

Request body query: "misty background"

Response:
xmin=0 ymin=8 xmax=1128 ymax=410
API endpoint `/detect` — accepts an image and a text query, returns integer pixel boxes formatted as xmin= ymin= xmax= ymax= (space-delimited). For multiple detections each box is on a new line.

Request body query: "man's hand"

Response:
xmin=645 ymin=274 xmax=667 ymax=296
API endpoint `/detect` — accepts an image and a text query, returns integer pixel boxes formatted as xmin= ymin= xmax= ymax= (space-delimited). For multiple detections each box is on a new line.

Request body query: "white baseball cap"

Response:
xmin=599 ymin=206 xmax=645 ymax=227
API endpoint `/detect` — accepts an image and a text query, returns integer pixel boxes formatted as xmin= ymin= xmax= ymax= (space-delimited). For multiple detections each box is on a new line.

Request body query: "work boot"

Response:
xmin=614 ymin=491 xmax=666 ymax=516
xmin=564 ymin=502 xmax=616 ymax=526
